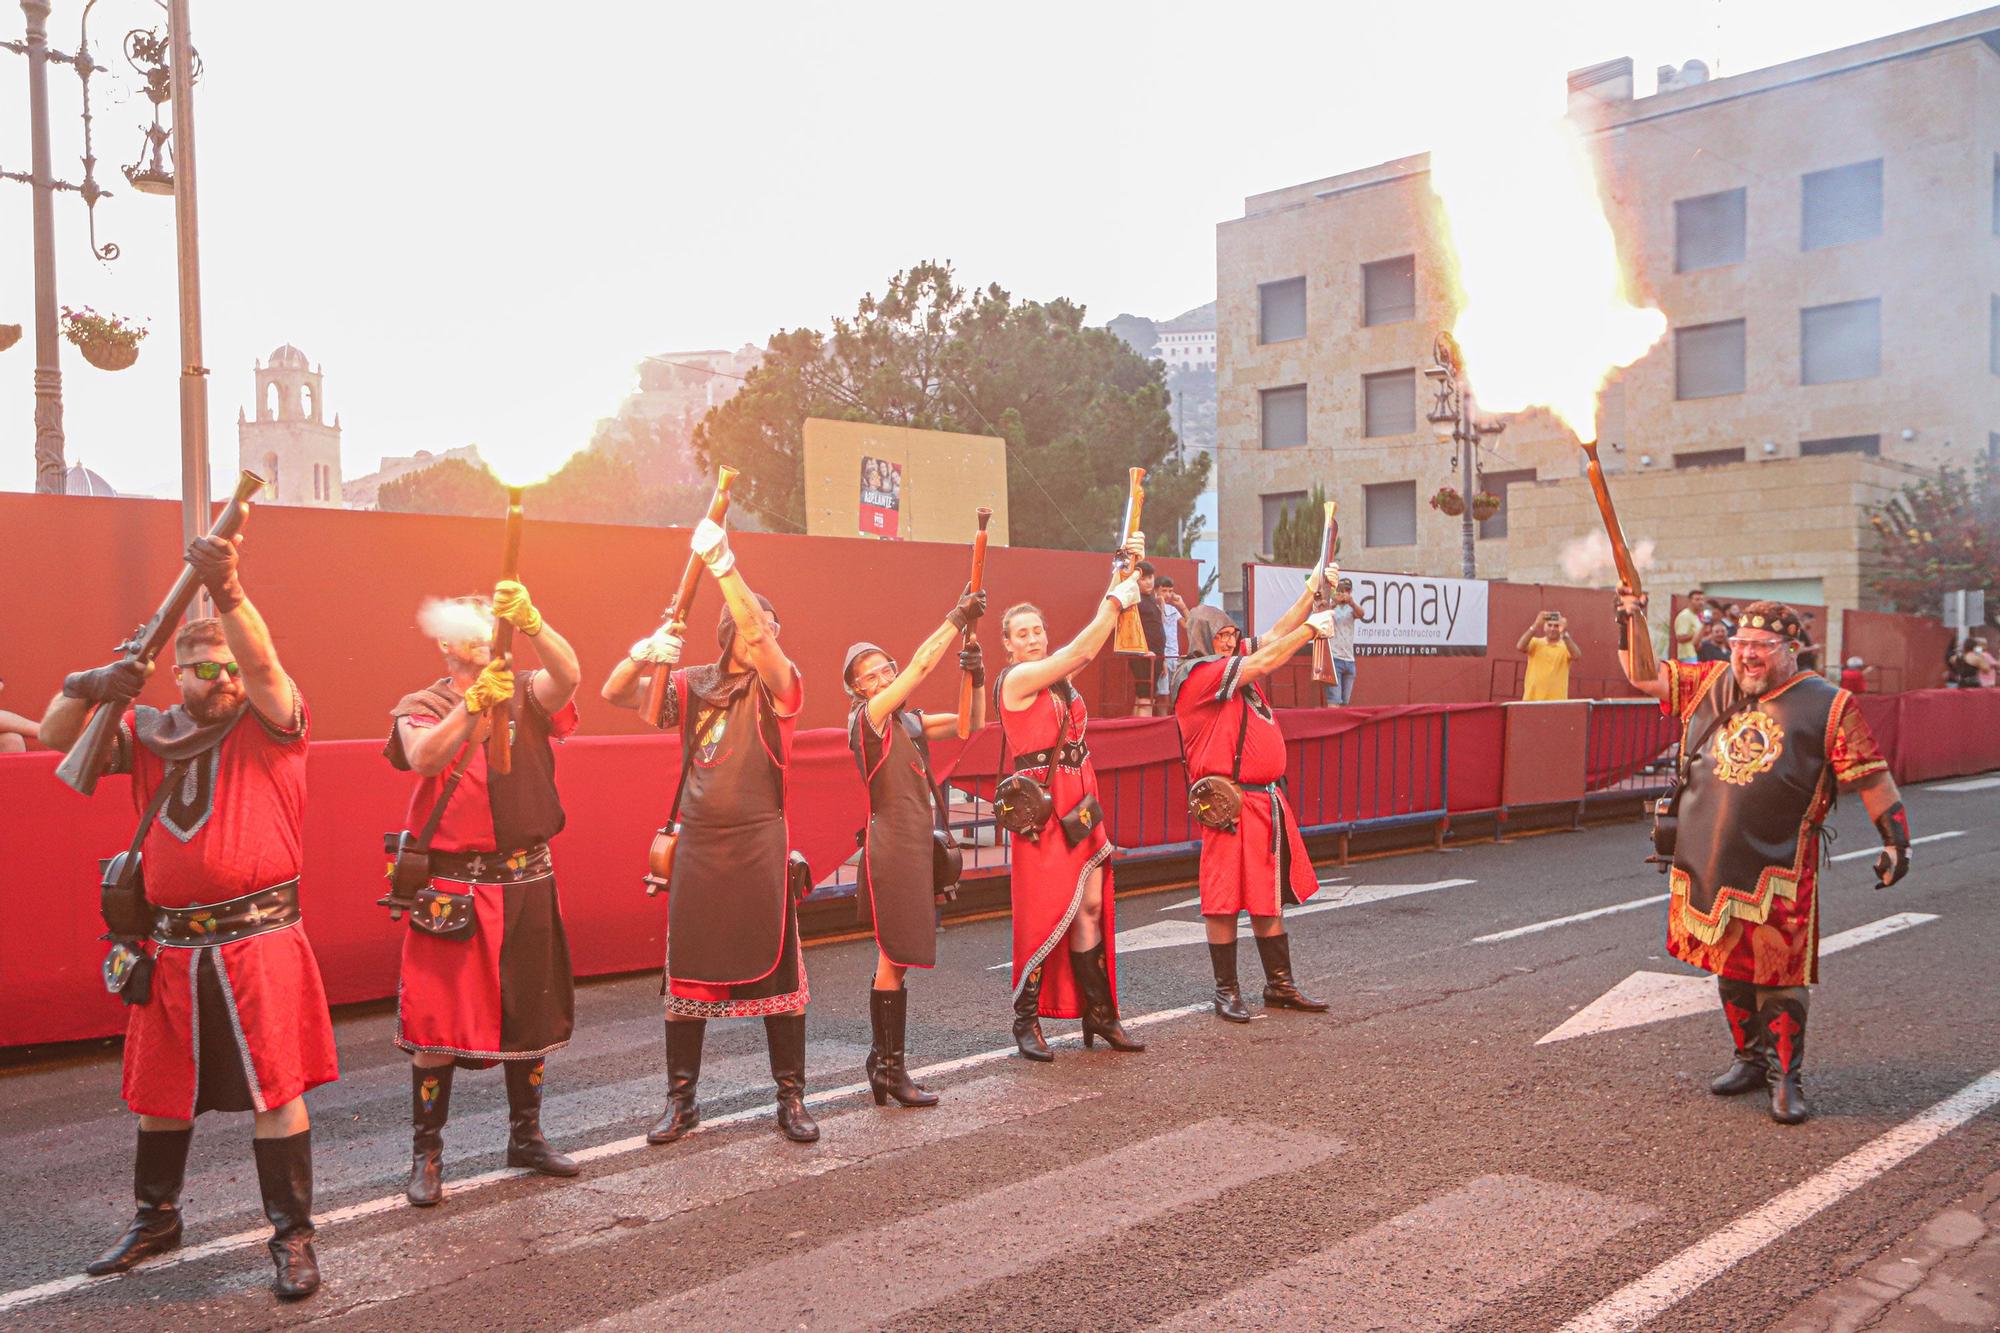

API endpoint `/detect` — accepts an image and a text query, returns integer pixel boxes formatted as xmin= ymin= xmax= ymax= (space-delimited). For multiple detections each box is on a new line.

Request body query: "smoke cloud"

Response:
xmin=1559 ymin=530 xmax=1655 ymax=585
xmin=417 ymin=597 xmax=494 ymax=644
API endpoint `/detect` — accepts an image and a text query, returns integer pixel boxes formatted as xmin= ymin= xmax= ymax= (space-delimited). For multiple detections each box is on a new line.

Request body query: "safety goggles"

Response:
xmin=1727 ymin=637 xmax=1791 ymax=659
xmin=177 ymin=660 xmax=242 ymax=681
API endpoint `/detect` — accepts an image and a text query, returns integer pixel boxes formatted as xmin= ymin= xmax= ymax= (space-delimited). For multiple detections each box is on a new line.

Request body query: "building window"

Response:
xmin=1992 ymin=295 xmax=1999 ymax=375
xmin=1674 ymin=319 xmax=1746 ymax=399
xmin=1362 ymin=369 xmax=1416 ymax=437
xmin=1362 ymin=255 xmax=1416 ymax=326
xmin=1260 ymin=490 xmax=1306 ymax=556
xmin=1673 ymin=447 xmax=1746 ymax=469
xmin=1674 ymin=188 xmax=1746 ymax=272
xmin=1801 ymin=159 xmax=1882 ymax=250
xmin=1476 ymin=469 xmax=1535 ymax=540
xmin=1259 ymin=277 xmax=1307 ymax=344
xmin=1800 ymin=435 xmax=1880 ymax=457
xmin=1260 ymin=385 xmax=1308 ymax=449
xmin=1364 ymin=481 xmax=1416 ymax=547
xmin=1801 ymin=298 xmax=1880 ymax=385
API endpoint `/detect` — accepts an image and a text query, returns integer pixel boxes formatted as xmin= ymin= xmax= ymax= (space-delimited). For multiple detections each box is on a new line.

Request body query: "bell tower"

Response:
xmin=237 ymin=343 xmax=344 ymax=507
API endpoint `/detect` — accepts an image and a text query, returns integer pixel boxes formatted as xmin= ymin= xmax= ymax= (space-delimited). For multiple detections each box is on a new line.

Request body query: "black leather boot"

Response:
xmin=1764 ymin=995 xmax=1810 ymax=1125
xmin=1255 ymin=932 xmax=1329 ymax=1012
xmin=86 ymin=1126 xmax=191 ymax=1275
xmin=1710 ymin=978 xmax=1765 ymax=1096
xmin=868 ymin=988 xmax=939 ymax=1108
xmin=765 ymin=1012 xmax=820 ymax=1143
xmin=252 ymin=1130 xmax=320 ymax=1301
xmin=1013 ymin=964 xmax=1054 ymax=1062
xmin=405 ymin=1064 xmax=452 ymax=1207
xmin=1072 ymin=943 xmax=1145 ymax=1052
xmin=1208 ymin=939 xmax=1251 ymax=1023
xmin=505 ymin=1060 xmax=579 ymax=1176
xmin=647 ymin=1019 xmax=704 ymax=1145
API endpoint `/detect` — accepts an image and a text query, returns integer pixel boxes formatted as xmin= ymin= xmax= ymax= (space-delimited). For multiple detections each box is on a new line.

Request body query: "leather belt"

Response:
xmin=1011 ymin=740 xmax=1089 ymax=772
xmin=429 ymin=842 xmax=553 ymax=884
xmin=1239 ymin=782 xmax=1278 ymax=795
xmin=153 ymin=880 xmax=301 ymax=948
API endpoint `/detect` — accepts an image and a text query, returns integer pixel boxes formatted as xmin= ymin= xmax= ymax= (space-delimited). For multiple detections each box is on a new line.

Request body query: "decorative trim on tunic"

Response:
xmin=208 ymin=947 xmax=270 ymax=1112
xmin=664 ymin=984 xmax=810 ymax=1020
xmin=1009 ymin=839 xmax=1113 ymax=1005
xmin=392 ymin=979 xmax=575 ymax=1062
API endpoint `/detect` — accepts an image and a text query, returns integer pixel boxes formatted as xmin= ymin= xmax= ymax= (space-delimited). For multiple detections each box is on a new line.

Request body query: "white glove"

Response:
xmin=1106 ymin=575 xmax=1141 ymax=610
xmin=1307 ymin=609 xmax=1338 ymax=639
xmin=630 ymin=627 xmax=684 ymax=665
xmin=691 ymin=518 xmax=735 ymax=577
xmin=1120 ymin=530 xmax=1146 ymax=563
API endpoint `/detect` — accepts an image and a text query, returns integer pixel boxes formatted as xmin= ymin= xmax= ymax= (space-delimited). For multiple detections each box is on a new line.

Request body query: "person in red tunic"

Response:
xmin=1615 ymin=595 xmax=1910 ymax=1124
xmin=385 ymin=581 xmax=583 ymax=1207
xmin=1170 ymin=590 xmax=1336 ymax=1023
xmin=602 ymin=517 xmax=817 ymax=1143
xmin=39 ymin=536 xmax=334 ymax=1300
xmin=842 ymin=585 xmax=988 ymax=1108
xmin=993 ymin=533 xmax=1147 ymax=1061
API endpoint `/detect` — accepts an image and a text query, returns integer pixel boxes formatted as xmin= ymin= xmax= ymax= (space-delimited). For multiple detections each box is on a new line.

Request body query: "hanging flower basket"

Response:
xmin=1470 ymin=490 xmax=1502 ymax=522
xmin=60 ymin=305 xmax=147 ymax=372
xmin=1429 ymin=486 xmax=1465 ymax=517
xmin=0 ymin=324 xmax=20 ymax=353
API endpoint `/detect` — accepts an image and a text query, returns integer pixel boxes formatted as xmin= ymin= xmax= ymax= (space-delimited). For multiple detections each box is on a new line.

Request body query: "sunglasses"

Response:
xmin=177 ymin=660 xmax=242 ymax=681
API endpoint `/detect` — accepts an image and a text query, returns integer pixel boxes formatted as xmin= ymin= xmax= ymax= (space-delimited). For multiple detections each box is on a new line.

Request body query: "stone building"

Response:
xmin=237 ymin=344 xmax=343 ymax=507
xmin=1154 ymin=303 xmax=1217 ymax=372
xmin=1214 ymin=10 xmax=2000 ymax=658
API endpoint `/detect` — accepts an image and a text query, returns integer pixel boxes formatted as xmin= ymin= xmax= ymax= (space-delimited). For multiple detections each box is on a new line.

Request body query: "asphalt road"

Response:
xmin=2 ymin=776 xmax=1996 ymax=1331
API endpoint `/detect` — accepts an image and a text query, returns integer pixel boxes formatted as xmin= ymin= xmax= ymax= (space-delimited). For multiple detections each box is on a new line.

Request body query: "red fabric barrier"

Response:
xmin=1854 ymin=694 xmax=1903 ymax=781
xmin=1888 ymin=688 xmax=2000 ymax=783
xmin=1585 ymin=701 xmax=1678 ymax=791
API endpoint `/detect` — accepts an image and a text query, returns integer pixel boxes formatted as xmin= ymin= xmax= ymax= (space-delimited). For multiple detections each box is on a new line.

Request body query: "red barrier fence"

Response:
xmin=6 ymin=688 xmax=1995 ymax=1049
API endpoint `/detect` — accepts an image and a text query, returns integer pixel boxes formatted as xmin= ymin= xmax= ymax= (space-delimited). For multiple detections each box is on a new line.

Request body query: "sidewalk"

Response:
xmin=1770 ymin=1167 xmax=2000 ymax=1331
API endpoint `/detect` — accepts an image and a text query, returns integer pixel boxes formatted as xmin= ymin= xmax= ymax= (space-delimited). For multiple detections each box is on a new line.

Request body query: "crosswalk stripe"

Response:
xmin=1154 ymin=1174 xmax=1652 ymax=1330
xmin=1558 ymin=1069 xmax=2000 ymax=1332
xmin=1473 ymin=895 xmax=1665 ymax=944
xmin=1827 ymin=830 xmax=1962 ymax=862
xmin=1923 ymin=776 xmax=2000 ymax=793
xmin=585 ymin=1118 xmax=1349 ymax=1330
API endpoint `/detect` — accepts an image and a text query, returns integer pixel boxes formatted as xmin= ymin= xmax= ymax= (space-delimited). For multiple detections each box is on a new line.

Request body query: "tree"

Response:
xmin=1262 ymin=483 xmax=1339 ymax=567
xmin=1865 ymin=460 xmax=2000 ymax=629
xmin=377 ymin=458 xmax=505 ymax=517
xmin=692 ymin=261 xmax=1210 ymax=553
xmin=374 ymin=441 xmax=712 ymax=528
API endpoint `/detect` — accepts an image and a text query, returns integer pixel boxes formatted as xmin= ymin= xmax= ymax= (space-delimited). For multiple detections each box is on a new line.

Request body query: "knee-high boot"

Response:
xmin=252 ymin=1130 xmax=320 ymax=1301
xmin=505 ymin=1060 xmax=579 ymax=1176
xmin=1710 ymin=978 xmax=1765 ymax=1096
xmin=868 ymin=988 xmax=938 ymax=1107
xmin=1013 ymin=964 xmax=1053 ymax=1062
xmin=648 ymin=1020 xmax=705 ymax=1145
xmin=765 ymin=1012 xmax=820 ymax=1143
xmin=405 ymin=1064 xmax=452 ymax=1207
xmin=1072 ymin=943 xmax=1145 ymax=1052
xmin=1764 ymin=993 xmax=1810 ymax=1125
xmin=1208 ymin=939 xmax=1251 ymax=1023
xmin=1255 ymin=932 xmax=1328 ymax=1012
xmin=86 ymin=1126 xmax=191 ymax=1274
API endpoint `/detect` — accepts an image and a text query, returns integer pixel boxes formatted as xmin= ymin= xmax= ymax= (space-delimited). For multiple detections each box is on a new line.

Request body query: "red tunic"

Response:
xmin=996 ymin=669 xmax=1115 ymax=1021
xmin=1173 ymin=653 xmax=1320 ymax=916
xmin=113 ymin=697 xmax=339 ymax=1119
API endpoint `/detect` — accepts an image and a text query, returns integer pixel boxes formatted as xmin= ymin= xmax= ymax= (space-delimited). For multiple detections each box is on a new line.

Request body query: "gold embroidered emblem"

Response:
xmin=1712 ymin=708 xmax=1784 ymax=786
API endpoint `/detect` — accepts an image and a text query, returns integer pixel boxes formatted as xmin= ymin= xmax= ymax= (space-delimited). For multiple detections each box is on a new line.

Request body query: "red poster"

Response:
xmin=859 ymin=456 xmax=902 ymax=539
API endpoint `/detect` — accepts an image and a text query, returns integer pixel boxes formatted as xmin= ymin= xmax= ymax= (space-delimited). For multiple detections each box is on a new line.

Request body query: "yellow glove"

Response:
xmin=464 ymin=660 xmax=515 ymax=714
xmin=492 ymin=580 xmax=543 ymax=636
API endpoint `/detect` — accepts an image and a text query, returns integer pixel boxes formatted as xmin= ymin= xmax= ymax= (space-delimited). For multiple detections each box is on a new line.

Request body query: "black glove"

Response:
xmin=187 ymin=535 xmax=245 ymax=612
xmin=947 ymin=585 xmax=988 ymax=633
xmin=958 ymin=640 xmax=986 ymax=687
xmin=1872 ymin=800 xmax=1911 ymax=889
xmin=63 ymin=659 xmax=148 ymax=703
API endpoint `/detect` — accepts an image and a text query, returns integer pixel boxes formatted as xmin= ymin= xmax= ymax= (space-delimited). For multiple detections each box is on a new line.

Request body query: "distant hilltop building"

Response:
xmin=1154 ymin=302 xmax=1217 ymax=372
xmin=237 ymin=344 xmax=343 ymax=508
xmin=590 ymin=344 xmax=764 ymax=488
xmin=342 ymin=445 xmax=485 ymax=510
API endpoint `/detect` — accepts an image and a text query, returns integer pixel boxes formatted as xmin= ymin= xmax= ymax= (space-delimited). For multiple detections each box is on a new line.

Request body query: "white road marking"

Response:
xmin=1102 ymin=879 xmax=1480 ymax=957
xmin=1828 ymin=830 xmax=1963 ymax=862
xmin=1558 ymin=1069 xmax=2000 ymax=1332
xmin=0 ymin=1002 xmax=1207 ymax=1316
xmin=1924 ymin=776 xmax=2000 ymax=793
xmin=1157 ymin=1175 xmax=1652 ymax=1330
xmin=1158 ymin=875 xmax=1349 ymax=911
xmin=588 ymin=1118 xmax=1349 ymax=1329
xmin=1537 ymin=913 xmax=1940 ymax=1044
xmin=1473 ymin=895 xmax=1666 ymax=944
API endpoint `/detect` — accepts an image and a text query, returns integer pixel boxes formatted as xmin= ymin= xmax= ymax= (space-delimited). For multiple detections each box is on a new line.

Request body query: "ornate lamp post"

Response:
xmin=1423 ymin=330 xmax=1506 ymax=579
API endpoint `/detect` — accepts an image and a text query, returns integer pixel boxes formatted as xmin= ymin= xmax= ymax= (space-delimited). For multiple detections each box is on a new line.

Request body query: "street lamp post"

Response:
xmin=164 ymin=0 xmax=208 ymax=556
xmin=1424 ymin=331 xmax=1505 ymax=579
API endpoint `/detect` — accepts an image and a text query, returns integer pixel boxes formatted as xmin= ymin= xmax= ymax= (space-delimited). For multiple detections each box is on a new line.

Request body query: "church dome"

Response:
xmin=267 ymin=343 xmax=309 ymax=369
xmin=64 ymin=462 xmax=118 ymax=497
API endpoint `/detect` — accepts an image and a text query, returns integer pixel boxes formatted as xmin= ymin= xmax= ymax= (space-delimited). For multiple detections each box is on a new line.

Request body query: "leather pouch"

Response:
xmin=410 ymin=885 xmax=478 ymax=941
xmin=1058 ymin=794 xmax=1107 ymax=849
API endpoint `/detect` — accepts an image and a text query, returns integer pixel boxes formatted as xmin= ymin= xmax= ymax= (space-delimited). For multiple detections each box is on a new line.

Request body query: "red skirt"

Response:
xmin=1008 ymin=768 xmax=1116 ymax=1020
xmin=123 ymin=924 xmax=339 ymax=1119
xmin=397 ymin=876 xmax=575 ymax=1061
xmin=1198 ymin=790 xmax=1320 ymax=916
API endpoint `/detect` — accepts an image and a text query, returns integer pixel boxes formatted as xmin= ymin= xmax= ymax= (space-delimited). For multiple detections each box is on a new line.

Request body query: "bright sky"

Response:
xmin=0 ymin=0 xmax=1987 ymax=495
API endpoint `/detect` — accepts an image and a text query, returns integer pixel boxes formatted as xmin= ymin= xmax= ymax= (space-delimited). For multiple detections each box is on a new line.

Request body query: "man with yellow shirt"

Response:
xmin=1518 ymin=611 xmax=1581 ymax=701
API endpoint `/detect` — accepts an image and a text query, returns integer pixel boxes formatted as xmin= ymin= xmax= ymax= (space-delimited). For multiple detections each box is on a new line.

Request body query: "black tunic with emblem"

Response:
xmin=848 ymin=702 xmax=943 ymax=969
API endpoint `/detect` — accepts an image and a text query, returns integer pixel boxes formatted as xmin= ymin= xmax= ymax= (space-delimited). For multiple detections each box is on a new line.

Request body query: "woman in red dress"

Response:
xmin=993 ymin=536 xmax=1146 ymax=1060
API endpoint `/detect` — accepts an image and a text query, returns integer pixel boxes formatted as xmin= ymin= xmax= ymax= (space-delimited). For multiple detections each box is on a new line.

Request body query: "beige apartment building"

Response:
xmin=1215 ymin=9 xmax=2000 ymax=658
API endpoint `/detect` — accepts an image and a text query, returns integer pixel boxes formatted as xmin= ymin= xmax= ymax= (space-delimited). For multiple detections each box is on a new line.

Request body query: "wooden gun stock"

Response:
xmin=955 ymin=507 xmax=993 ymax=739
xmin=1579 ymin=440 xmax=1657 ymax=679
xmin=1310 ymin=499 xmax=1340 ymax=684
xmin=485 ymin=487 xmax=526 ymax=776
xmin=55 ymin=470 xmax=267 ymax=796
xmin=643 ymin=467 xmax=738 ymax=728
xmin=1112 ymin=467 xmax=1150 ymax=656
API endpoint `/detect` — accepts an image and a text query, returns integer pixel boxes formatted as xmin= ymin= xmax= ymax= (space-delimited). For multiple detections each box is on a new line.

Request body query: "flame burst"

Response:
xmin=1429 ymin=108 xmax=1666 ymax=439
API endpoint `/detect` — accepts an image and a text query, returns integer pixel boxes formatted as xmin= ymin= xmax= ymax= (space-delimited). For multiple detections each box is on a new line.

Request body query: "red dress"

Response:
xmin=1172 ymin=653 xmax=1321 ymax=916
xmin=995 ymin=669 xmax=1115 ymax=1020
xmin=114 ymin=697 xmax=339 ymax=1119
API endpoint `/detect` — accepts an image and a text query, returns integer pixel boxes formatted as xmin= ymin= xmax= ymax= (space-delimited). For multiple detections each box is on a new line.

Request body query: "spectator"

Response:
xmin=1796 ymin=612 xmax=1822 ymax=673
xmin=0 ymin=677 xmax=41 ymax=755
xmin=1517 ymin=610 xmax=1581 ymax=701
xmin=1131 ymin=560 xmax=1166 ymax=716
xmin=1696 ymin=621 xmax=1730 ymax=663
xmin=1672 ymin=589 xmax=1708 ymax=662
xmin=1156 ymin=576 xmax=1187 ymax=706
xmin=1323 ymin=576 xmax=1369 ymax=706
xmin=1840 ymin=656 xmax=1873 ymax=693
xmin=1970 ymin=635 xmax=1998 ymax=689
xmin=1946 ymin=637 xmax=1982 ymax=688
xmin=1722 ymin=602 xmax=1742 ymax=636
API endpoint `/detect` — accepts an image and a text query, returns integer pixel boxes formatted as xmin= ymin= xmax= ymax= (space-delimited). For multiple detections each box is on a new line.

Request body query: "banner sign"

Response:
xmin=1247 ymin=563 xmax=1489 ymax=657
xmin=859 ymin=456 xmax=902 ymax=539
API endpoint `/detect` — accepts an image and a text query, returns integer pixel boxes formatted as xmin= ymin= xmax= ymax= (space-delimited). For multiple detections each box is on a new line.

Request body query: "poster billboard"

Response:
xmin=1247 ymin=563 xmax=1489 ymax=656
xmin=859 ymin=456 xmax=902 ymax=539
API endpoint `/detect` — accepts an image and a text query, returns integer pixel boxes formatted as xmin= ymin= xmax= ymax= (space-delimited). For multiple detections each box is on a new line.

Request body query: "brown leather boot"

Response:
xmin=86 ymin=1126 xmax=190 ymax=1275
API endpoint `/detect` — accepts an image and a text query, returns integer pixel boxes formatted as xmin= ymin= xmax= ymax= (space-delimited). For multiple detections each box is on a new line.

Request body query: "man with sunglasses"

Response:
xmin=39 ymin=534 xmax=335 ymax=1299
xmin=1614 ymin=594 xmax=1909 ymax=1125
